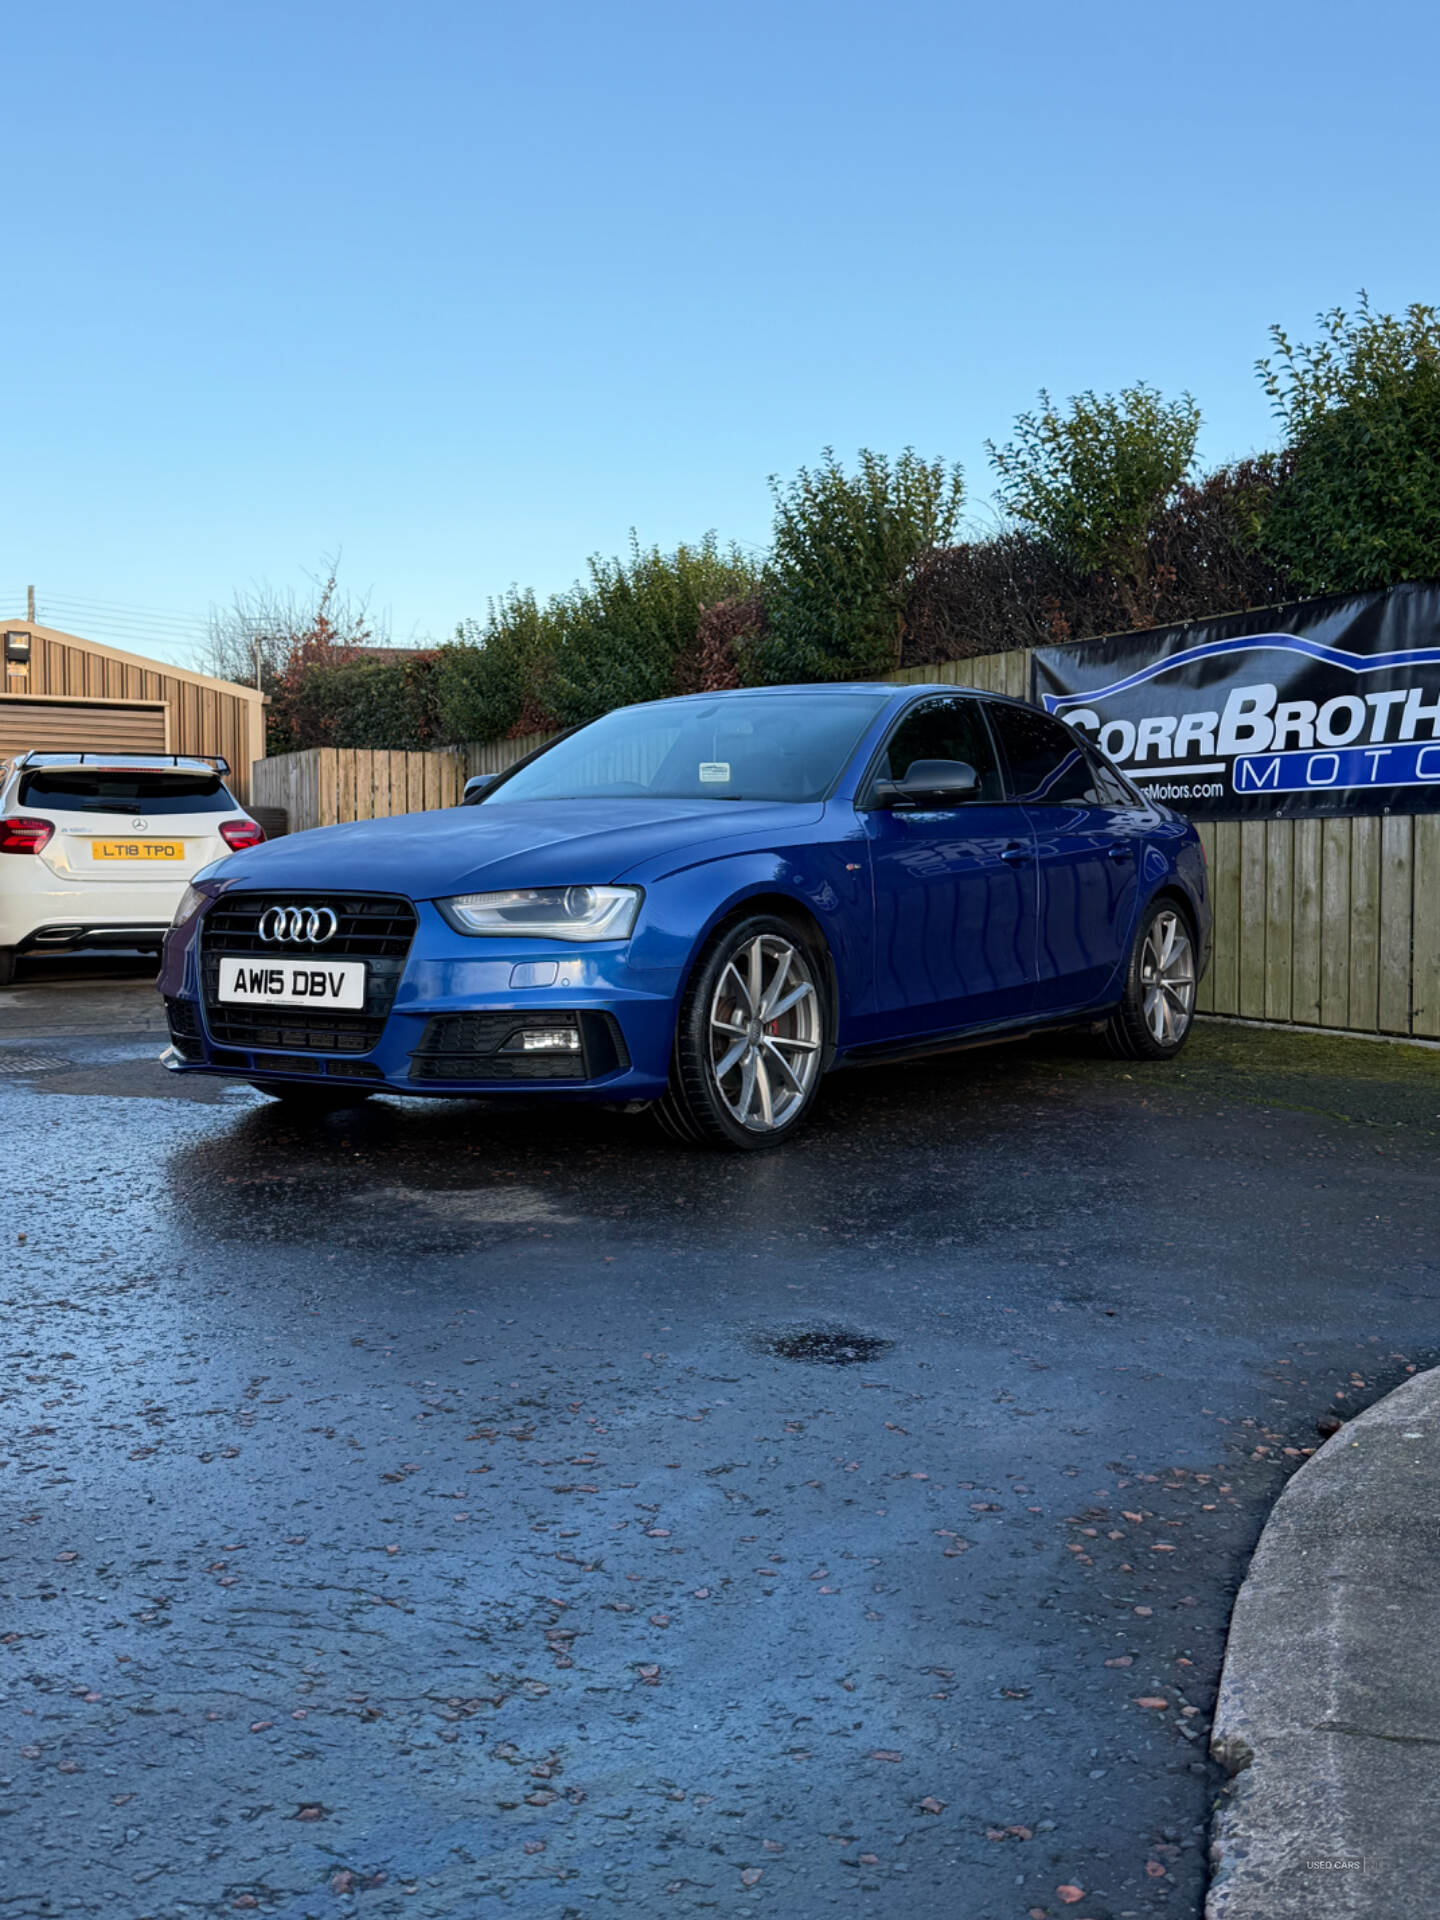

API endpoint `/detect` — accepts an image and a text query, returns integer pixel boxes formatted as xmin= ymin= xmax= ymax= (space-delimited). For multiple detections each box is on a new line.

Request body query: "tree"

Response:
xmin=203 ymin=556 xmax=386 ymax=695
xmin=757 ymin=447 xmax=965 ymax=682
xmin=1257 ymin=294 xmax=1440 ymax=593
xmin=986 ymin=385 xmax=1201 ymax=597
xmin=204 ymin=557 xmax=446 ymax=754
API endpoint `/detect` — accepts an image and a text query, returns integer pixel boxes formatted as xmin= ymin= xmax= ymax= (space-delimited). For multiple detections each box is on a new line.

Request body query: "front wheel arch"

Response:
xmin=677 ymin=890 xmax=841 ymax=1071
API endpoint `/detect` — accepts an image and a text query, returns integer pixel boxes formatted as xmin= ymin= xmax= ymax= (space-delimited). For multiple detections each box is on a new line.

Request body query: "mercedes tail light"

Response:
xmin=220 ymin=819 xmax=265 ymax=851
xmin=0 ymin=817 xmax=54 ymax=854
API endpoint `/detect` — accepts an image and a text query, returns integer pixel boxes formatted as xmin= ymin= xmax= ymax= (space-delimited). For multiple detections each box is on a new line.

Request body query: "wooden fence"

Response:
xmin=886 ymin=651 xmax=1034 ymax=699
xmin=248 ymin=735 xmax=558 ymax=830
xmin=464 ymin=731 xmax=555 ymax=777
xmin=1193 ymin=815 xmax=1440 ymax=1038
xmin=248 ymin=652 xmax=1439 ymax=1042
xmin=250 ymin=746 xmax=470 ymax=828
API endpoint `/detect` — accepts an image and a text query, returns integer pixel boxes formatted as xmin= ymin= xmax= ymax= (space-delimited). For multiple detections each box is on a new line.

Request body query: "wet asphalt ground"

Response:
xmin=4 ymin=957 xmax=1440 ymax=1920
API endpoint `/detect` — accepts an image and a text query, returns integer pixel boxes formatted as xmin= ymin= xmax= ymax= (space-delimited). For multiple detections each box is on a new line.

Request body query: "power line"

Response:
xmin=45 ymin=620 xmax=210 ymax=657
xmin=41 ymin=599 xmax=211 ymax=638
xmin=23 ymin=587 xmax=215 ymax=667
xmin=47 ymin=626 xmax=212 ymax=655
xmin=43 ymin=622 xmax=210 ymax=654
xmin=31 ymin=585 xmax=208 ymax=623
xmin=40 ymin=590 xmax=210 ymax=618
xmin=42 ymin=606 xmax=210 ymax=636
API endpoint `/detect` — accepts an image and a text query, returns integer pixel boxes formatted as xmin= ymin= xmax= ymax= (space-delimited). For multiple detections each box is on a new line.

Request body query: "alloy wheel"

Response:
xmin=707 ymin=933 xmax=822 ymax=1132
xmin=1140 ymin=909 xmax=1195 ymax=1046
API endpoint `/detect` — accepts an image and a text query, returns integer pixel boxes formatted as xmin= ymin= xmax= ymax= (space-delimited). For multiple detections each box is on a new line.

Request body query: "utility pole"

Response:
xmin=26 ymin=585 xmax=34 ymax=623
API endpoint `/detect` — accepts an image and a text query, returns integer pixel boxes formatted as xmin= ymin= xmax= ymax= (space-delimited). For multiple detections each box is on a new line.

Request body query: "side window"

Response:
xmin=878 ymin=696 xmax=1004 ymax=801
xmin=1085 ymin=746 xmax=1140 ymax=808
xmin=986 ymin=703 xmax=1104 ymax=804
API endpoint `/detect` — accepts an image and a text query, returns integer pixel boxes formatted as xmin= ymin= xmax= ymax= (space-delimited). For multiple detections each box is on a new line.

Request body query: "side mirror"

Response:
xmin=462 ymin=773 xmax=499 ymax=806
xmin=874 ymin=758 xmax=981 ymax=809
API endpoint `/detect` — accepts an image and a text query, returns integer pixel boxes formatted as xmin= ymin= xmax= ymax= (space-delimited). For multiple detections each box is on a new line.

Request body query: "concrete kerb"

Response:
xmin=1206 ymin=1366 xmax=1440 ymax=1917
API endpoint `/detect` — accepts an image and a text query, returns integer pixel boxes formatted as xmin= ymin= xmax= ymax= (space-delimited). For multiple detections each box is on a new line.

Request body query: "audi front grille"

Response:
xmin=198 ymin=893 xmax=418 ymax=1053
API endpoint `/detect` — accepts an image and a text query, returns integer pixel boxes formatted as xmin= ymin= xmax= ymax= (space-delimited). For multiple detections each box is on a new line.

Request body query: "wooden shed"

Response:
xmin=0 ymin=620 xmax=266 ymax=800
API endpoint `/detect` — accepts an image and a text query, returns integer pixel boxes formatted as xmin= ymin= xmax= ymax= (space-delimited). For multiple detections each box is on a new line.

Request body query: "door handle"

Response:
xmin=1000 ymin=844 xmax=1031 ymax=864
xmin=1107 ymin=844 xmax=1135 ymax=862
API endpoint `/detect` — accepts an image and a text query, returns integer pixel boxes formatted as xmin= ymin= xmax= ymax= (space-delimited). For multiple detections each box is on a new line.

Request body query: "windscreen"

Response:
xmin=19 ymin=769 xmax=231 ymax=814
xmin=493 ymin=693 xmax=889 ymax=803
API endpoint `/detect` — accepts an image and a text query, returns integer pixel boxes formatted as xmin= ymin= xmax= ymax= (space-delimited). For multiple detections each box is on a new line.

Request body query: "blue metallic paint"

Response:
xmin=862 ymin=803 xmax=1039 ymax=1040
xmin=157 ymin=685 xmax=1212 ymax=1102
xmin=1026 ymin=799 xmax=1142 ymax=1013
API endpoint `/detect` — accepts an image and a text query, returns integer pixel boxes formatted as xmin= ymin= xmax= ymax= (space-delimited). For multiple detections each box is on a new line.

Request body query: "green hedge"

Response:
xmin=266 ymin=653 xmax=442 ymax=755
xmin=266 ymin=297 xmax=1440 ymax=750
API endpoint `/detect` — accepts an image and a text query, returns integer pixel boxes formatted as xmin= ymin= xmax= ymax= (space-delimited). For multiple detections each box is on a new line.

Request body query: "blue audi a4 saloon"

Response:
xmin=158 ymin=683 xmax=1211 ymax=1148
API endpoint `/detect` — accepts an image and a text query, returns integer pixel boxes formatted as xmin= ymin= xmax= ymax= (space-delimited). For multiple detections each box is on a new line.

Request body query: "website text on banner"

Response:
xmin=1031 ymin=582 xmax=1440 ymax=818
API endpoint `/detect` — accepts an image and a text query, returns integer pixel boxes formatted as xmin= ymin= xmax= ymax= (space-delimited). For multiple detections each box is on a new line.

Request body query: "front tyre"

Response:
xmin=657 ymin=914 xmax=828 ymax=1150
xmin=0 ymin=947 xmax=14 ymax=988
xmin=248 ymin=1080 xmax=375 ymax=1111
xmin=1106 ymin=899 xmax=1197 ymax=1060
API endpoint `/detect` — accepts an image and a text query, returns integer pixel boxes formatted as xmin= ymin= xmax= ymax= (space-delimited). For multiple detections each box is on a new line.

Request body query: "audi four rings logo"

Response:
xmin=257 ymin=905 xmax=339 ymax=944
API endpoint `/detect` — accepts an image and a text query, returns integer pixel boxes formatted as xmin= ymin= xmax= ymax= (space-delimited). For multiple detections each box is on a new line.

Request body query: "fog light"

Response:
xmin=502 ymin=1028 xmax=582 ymax=1054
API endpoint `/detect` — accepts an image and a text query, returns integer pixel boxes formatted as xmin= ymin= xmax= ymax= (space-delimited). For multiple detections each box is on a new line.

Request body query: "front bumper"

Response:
xmin=158 ymin=897 xmax=682 ymax=1101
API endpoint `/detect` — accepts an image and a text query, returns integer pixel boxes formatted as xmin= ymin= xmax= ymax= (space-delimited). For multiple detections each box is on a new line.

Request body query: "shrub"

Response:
xmin=432 ymin=589 xmax=562 ymax=743
xmin=756 ymin=447 xmax=965 ymax=682
xmin=671 ymin=593 xmax=766 ymax=693
xmin=902 ymin=532 xmax=1074 ymax=661
xmin=1258 ymin=295 xmax=1440 ymax=593
xmin=900 ymin=458 xmax=1297 ymax=662
xmin=543 ymin=535 xmax=758 ymax=726
xmin=986 ymin=385 xmax=1201 ymax=590
xmin=270 ymin=652 xmax=442 ymax=752
xmin=1139 ymin=457 xmax=1297 ymax=627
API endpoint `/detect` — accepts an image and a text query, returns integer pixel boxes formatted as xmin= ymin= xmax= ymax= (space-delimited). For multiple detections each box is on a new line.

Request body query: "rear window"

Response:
xmin=18 ymin=769 xmax=235 ymax=814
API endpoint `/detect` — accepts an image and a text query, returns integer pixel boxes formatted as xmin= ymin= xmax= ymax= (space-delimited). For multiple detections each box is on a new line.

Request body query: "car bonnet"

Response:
xmin=204 ymin=797 xmax=826 ymax=898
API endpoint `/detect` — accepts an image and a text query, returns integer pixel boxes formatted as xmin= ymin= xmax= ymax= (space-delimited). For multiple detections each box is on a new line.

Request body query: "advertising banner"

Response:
xmin=1031 ymin=582 xmax=1440 ymax=817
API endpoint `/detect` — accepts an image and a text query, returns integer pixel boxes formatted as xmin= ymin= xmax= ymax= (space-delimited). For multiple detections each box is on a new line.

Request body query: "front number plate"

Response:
xmin=217 ymin=957 xmax=367 ymax=1010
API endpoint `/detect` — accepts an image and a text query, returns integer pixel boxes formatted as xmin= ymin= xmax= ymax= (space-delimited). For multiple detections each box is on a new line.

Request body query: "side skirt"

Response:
xmin=833 ymin=1009 xmax=1113 ymax=1071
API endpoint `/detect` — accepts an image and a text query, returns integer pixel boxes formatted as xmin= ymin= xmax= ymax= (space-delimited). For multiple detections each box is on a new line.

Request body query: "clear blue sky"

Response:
xmin=5 ymin=0 xmax=1437 ymax=666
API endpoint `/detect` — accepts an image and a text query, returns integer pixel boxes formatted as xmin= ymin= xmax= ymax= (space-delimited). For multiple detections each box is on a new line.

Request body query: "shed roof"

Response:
xmin=1 ymin=619 xmax=265 ymax=706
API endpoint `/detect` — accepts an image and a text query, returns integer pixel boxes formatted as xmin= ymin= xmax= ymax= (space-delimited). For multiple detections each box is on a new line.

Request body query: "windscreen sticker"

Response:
xmin=699 ymin=762 xmax=731 ymax=783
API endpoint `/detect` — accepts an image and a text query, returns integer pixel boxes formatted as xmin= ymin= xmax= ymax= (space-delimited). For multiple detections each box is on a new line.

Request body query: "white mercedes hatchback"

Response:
xmin=0 ymin=752 xmax=263 ymax=984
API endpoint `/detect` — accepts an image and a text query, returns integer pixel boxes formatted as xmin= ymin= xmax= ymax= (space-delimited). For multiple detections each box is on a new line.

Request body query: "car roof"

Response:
xmin=617 ymin=681 xmax=1029 ymax=711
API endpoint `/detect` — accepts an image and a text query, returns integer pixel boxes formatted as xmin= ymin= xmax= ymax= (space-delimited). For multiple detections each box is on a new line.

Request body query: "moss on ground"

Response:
xmin=1032 ymin=1019 xmax=1440 ymax=1134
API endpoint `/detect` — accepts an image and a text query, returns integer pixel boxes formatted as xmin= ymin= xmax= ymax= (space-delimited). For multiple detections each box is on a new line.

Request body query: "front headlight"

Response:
xmin=171 ymin=883 xmax=207 ymax=928
xmin=436 ymin=884 xmax=642 ymax=941
xmin=171 ymin=864 xmax=228 ymax=928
